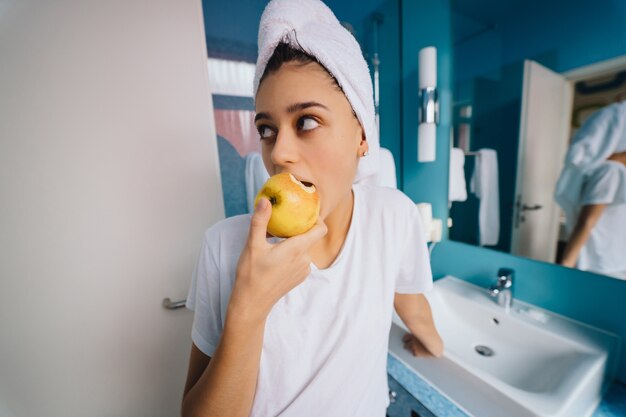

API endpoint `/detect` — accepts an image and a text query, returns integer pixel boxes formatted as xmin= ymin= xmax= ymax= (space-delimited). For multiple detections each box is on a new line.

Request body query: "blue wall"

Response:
xmin=371 ymin=0 xmax=403 ymax=186
xmin=455 ymin=0 xmax=626 ymax=82
xmin=500 ymin=0 xmax=626 ymax=74
xmin=399 ymin=0 xmax=452 ymax=232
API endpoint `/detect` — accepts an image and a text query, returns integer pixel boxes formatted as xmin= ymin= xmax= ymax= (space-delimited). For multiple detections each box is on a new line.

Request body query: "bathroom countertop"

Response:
xmin=387 ymin=353 xmax=626 ymax=417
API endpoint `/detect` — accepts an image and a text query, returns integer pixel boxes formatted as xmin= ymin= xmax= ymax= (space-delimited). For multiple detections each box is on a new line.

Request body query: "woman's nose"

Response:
xmin=270 ymin=129 xmax=300 ymax=166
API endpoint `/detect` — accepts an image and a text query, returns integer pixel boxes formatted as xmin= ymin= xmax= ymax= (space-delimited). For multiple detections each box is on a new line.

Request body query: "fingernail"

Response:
xmin=256 ymin=199 xmax=266 ymax=212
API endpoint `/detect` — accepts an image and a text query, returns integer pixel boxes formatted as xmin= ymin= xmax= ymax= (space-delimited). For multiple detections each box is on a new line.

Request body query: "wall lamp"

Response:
xmin=417 ymin=46 xmax=439 ymax=162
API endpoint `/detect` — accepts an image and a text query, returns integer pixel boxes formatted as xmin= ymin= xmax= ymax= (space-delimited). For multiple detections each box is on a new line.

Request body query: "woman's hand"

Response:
xmin=394 ymin=293 xmax=444 ymax=358
xmin=402 ymin=332 xmax=439 ymax=357
xmin=560 ymin=203 xmax=606 ymax=268
xmin=227 ymin=197 xmax=328 ymax=325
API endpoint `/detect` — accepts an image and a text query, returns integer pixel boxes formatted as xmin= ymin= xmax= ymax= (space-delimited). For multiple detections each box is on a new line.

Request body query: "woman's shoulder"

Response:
xmin=355 ymin=182 xmax=416 ymax=212
xmin=585 ymin=161 xmax=626 ymax=187
xmin=202 ymin=214 xmax=251 ymax=246
xmin=582 ymin=161 xmax=626 ymax=205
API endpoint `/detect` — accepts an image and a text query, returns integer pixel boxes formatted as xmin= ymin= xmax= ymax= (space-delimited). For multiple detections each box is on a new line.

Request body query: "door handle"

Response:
xmin=521 ymin=204 xmax=543 ymax=211
xmin=162 ymin=298 xmax=187 ymax=310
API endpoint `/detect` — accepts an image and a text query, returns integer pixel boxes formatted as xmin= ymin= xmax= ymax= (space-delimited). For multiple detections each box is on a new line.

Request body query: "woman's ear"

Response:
xmin=355 ymin=122 xmax=368 ymax=156
xmin=358 ymin=137 xmax=369 ymax=157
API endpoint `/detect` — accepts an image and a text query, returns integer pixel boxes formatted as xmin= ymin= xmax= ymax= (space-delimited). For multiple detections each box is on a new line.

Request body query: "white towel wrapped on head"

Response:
xmin=252 ymin=0 xmax=379 ymax=183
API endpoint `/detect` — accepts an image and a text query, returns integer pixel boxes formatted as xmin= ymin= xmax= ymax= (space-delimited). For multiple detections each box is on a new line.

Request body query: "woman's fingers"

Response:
xmin=280 ymin=216 xmax=328 ymax=252
xmin=248 ymin=198 xmax=272 ymax=248
xmin=404 ymin=341 xmax=417 ymax=356
xmin=402 ymin=332 xmax=419 ymax=356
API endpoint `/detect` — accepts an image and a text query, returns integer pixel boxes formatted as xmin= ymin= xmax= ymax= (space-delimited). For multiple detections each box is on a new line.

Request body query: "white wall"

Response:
xmin=0 ymin=1 xmax=224 ymax=415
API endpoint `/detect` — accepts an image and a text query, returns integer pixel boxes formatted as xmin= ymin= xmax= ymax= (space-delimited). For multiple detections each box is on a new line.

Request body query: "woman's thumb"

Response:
xmin=255 ymin=197 xmax=268 ymax=213
xmin=249 ymin=197 xmax=271 ymax=242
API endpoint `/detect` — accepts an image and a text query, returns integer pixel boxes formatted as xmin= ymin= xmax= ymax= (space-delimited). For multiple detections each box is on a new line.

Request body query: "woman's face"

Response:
xmin=255 ymin=61 xmax=367 ymax=219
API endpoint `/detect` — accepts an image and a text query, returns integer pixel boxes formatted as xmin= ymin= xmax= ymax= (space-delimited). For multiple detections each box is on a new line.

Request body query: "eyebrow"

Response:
xmin=254 ymin=101 xmax=330 ymax=122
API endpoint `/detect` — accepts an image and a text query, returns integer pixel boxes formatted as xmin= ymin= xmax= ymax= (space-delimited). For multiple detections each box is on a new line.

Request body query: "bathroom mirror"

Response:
xmin=448 ymin=0 xmax=626 ymax=280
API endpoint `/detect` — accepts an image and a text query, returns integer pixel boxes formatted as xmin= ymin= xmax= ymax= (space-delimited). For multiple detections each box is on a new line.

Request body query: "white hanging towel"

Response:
xmin=470 ymin=149 xmax=500 ymax=246
xmin=449 ymin=147 xmax=468 ymax=202
xmin=356 ymin=147 xmax=397 ymax=188
xmin=244 ymin=152 xmax=270 ymax=213
xmin=377 ymin=147 xmax=397 ymax=189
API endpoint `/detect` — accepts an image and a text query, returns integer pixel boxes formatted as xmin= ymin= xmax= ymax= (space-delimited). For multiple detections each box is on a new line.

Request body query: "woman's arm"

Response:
xmin=182 ymin=198 xmax=328 ymax=417
xmin=393 ymin=293 xmax=443 ymax=358
xmin=560 ymin=204 xmax=606 ymax=268
xmin=181 ymin=313 xmax=267 ymax=417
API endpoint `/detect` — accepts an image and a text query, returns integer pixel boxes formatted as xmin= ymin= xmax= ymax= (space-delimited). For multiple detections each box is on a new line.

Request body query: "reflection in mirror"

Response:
xmin=448 ymin=0 xmax=626 ymax=280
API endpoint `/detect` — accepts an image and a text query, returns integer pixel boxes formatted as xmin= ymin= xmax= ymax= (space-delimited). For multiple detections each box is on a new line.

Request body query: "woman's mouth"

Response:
xmin=288 ymin=174 xmax=315 ymax=188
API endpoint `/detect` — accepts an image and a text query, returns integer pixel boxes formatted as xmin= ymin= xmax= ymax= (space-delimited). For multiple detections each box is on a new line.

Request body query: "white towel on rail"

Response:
xmin=449 ymin=147 xmax=467 ymax=202
xmin=377 ymin=147 xmax=397 ymax=188
xmin=470 ymin=149 xmax=499 ymax=246
xmin=244 ymin=152 xmax=269 ymax=213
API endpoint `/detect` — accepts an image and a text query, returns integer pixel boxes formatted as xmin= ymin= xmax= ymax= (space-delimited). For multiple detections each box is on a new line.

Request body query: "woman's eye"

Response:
xmin=257 ymin=125 xmax=274 ymax=139
xmin=298 ymin=116 xmax=319 ymax=131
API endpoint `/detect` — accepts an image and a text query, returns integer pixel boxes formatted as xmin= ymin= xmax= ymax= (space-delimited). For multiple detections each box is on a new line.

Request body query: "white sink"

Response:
xmin=389 ymin=276 xmax=621 ymax=417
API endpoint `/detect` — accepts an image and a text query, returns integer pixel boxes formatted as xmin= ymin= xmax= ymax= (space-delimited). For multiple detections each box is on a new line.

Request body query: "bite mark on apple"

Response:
xmin=288 ymin=173 xmax=316 ymax=194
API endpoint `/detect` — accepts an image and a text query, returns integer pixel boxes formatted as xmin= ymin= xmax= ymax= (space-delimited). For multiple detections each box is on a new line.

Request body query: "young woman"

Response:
xmin=182 ymin=1 xmax=443 ymax=416
xmin=560 ymin=150 xmax=626 ymax=276
xmin=556 ymin=101 xmax=626 ymax=278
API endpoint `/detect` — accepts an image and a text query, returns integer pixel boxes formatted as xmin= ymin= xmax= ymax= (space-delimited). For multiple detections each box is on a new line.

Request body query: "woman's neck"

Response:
xmin=308 ymin=188 xmax=354 ymax=269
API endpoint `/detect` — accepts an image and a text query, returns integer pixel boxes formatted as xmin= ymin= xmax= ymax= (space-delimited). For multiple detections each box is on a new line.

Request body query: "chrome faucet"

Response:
xmin=488 ymin=268 xmax=514 ymax=312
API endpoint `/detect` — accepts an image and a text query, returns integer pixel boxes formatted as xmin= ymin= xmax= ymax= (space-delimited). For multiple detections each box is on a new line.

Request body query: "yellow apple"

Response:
xmin=254 ymin=172 xmax=320 ymax=238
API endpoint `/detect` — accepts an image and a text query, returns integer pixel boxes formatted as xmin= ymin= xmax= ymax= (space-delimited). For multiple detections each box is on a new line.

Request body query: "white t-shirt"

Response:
xmin=577 ymin=161 xmax=626 ymax=278
xmin=186 ymin=182 xmax=433 ymax=417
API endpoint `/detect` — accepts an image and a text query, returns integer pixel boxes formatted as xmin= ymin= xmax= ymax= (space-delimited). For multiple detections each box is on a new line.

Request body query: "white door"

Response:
xmin=511 ymin=60 xmax=573 ymax=262
xmin=0 ymin=1 xmax=224 ymax=416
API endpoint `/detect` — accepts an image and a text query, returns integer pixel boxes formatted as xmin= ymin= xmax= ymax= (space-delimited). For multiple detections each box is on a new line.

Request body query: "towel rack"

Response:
xmin=464 ymin=151 xmax=480 ymax=156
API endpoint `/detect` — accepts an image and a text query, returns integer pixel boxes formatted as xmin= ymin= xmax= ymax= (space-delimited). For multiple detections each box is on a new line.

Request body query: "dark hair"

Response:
xmin=258 ymin=41 xmax=356 ymax=118
xmin=259 ymin=41 xmax=342 ymax=92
